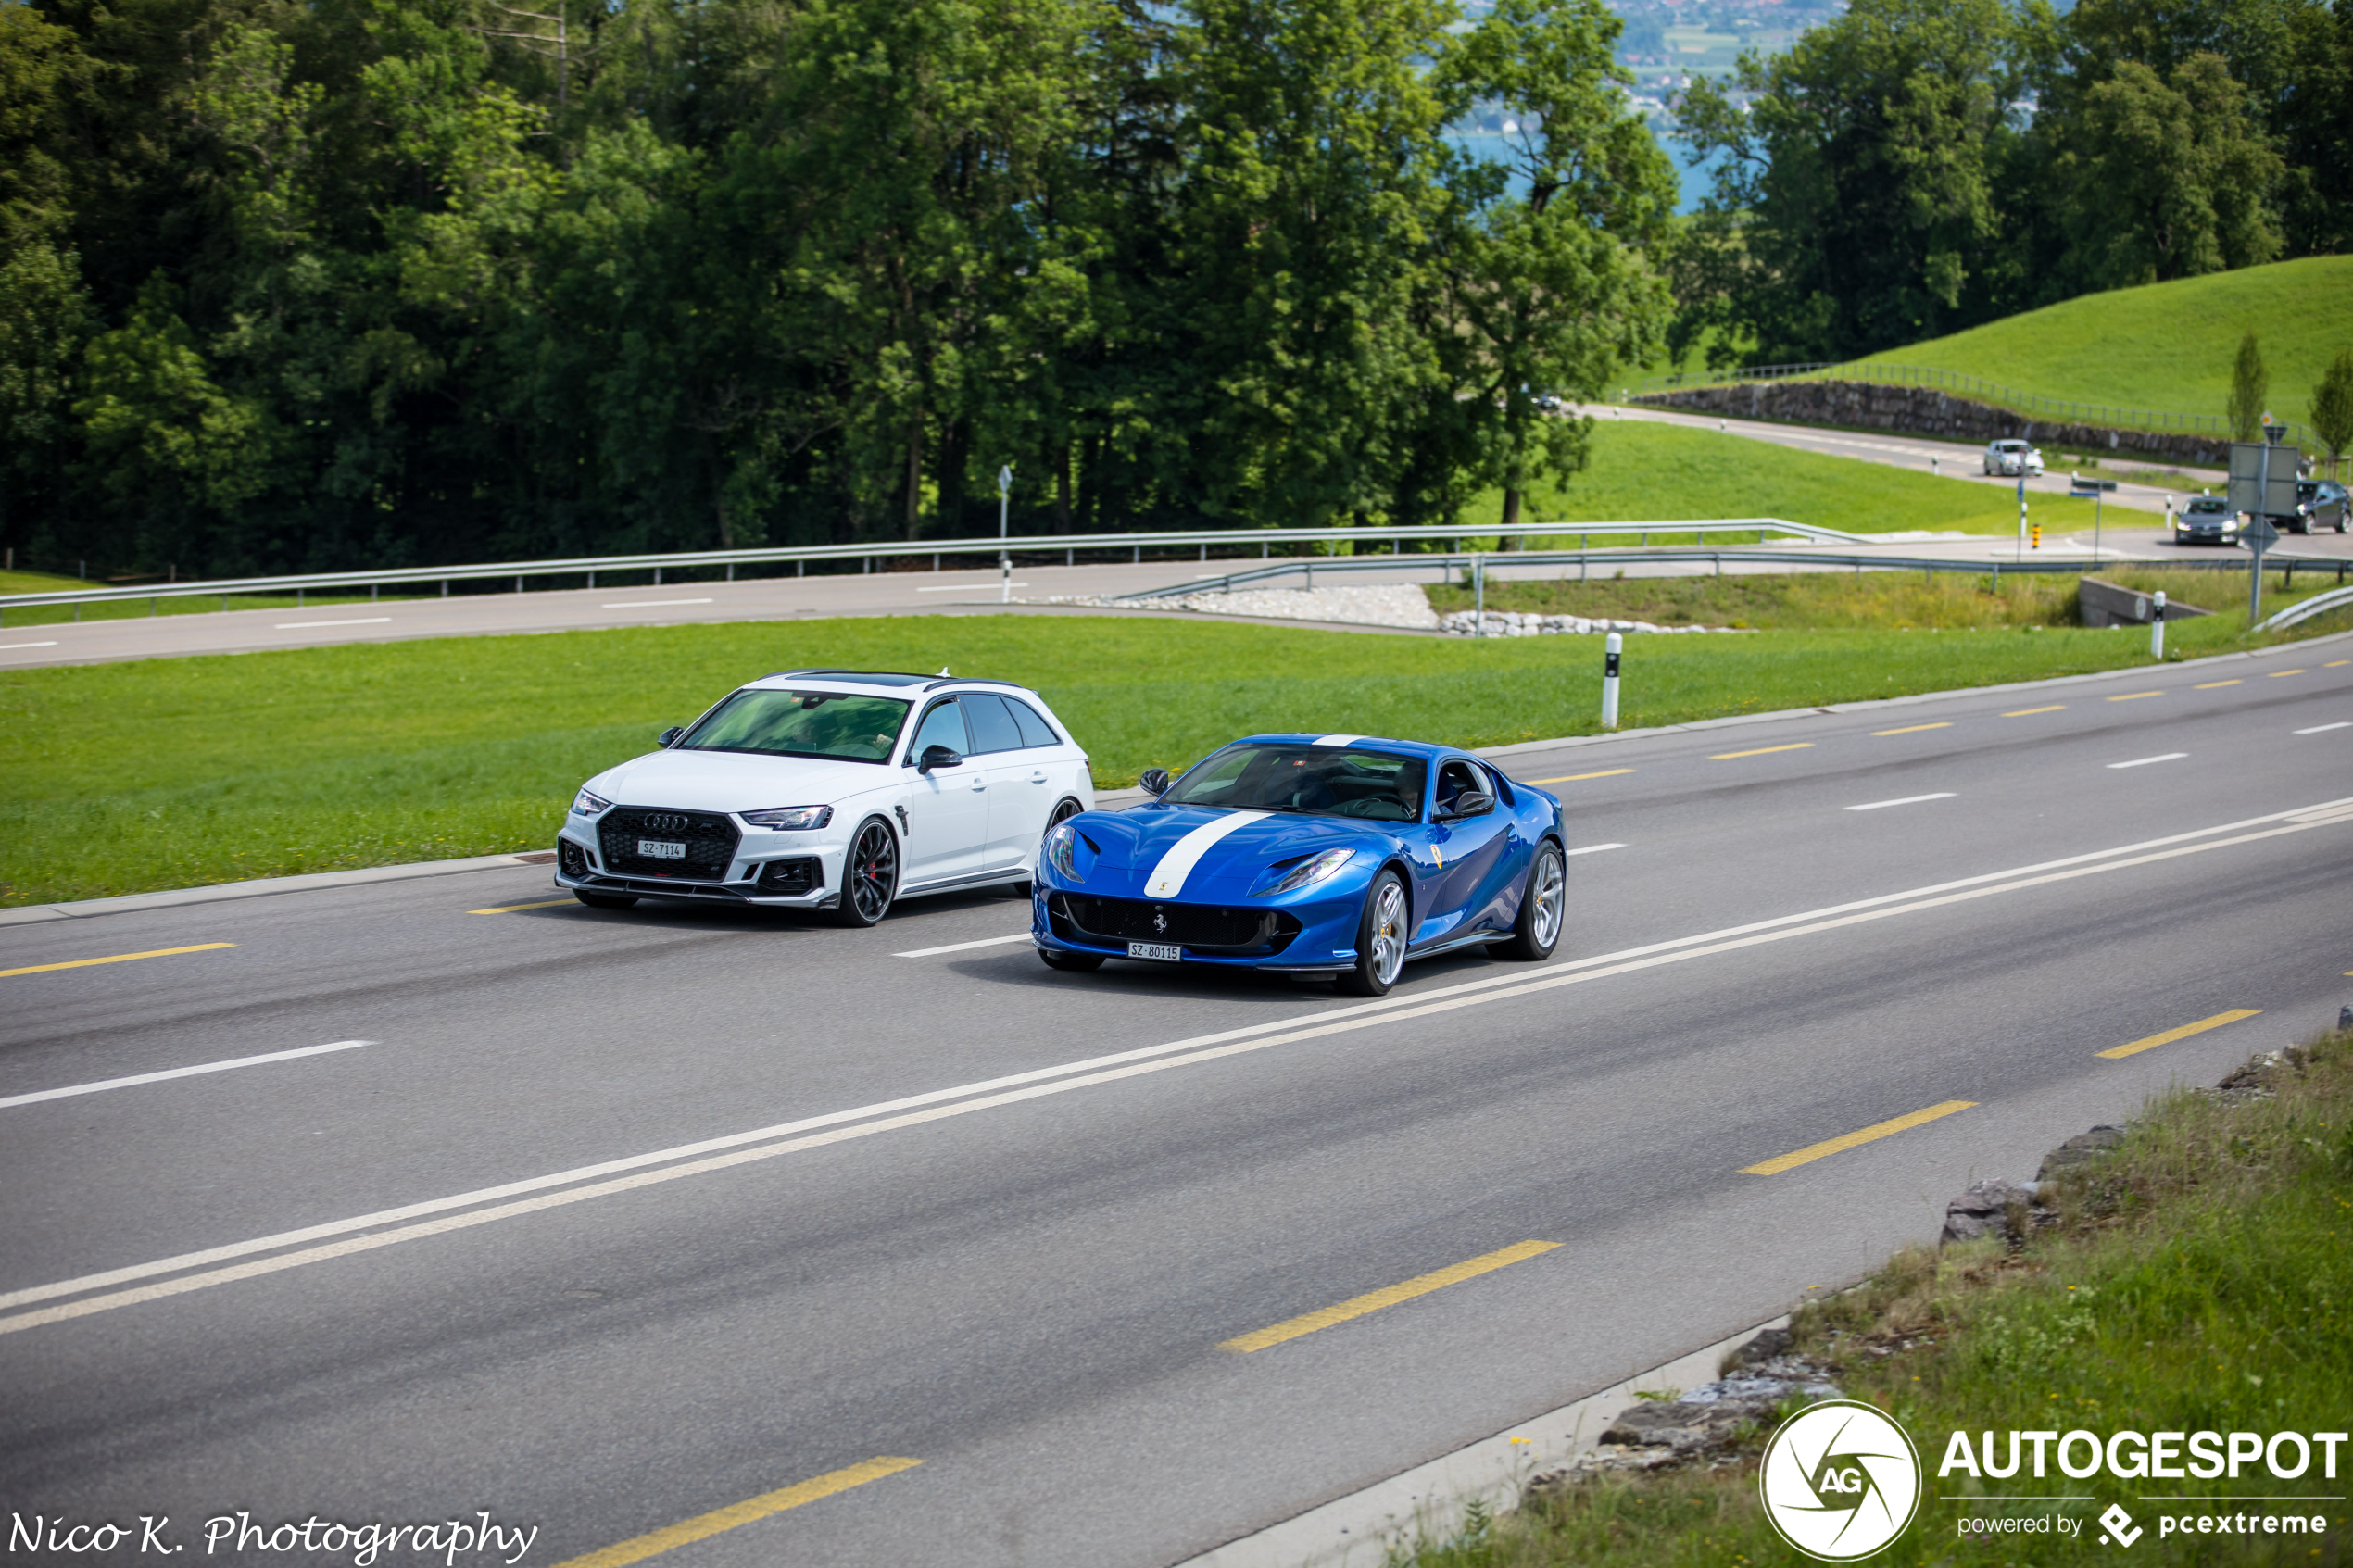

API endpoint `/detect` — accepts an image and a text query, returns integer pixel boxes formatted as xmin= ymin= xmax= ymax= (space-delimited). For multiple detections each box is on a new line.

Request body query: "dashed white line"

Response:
xmin=0 ymin=641 xmax=60 ymax=649
xmin=893 ymin=933 xmax=1034 ymax=959
xmin=0 ymin=1040 xmax=375 ymax=1110
xmin=2108 ymin=754 xmax=2188 ymax=770
xmin=2295 ymin=722 xmax=2350 ymax=735
xmin=601 ymin=598 xmax=713 ymax=608
xmin=274 ymin=617 xmax=392 ymax=629
xmin=1845 ymin=793 xmax=1957 ymax=811
xmin=915 ymin=583 xmax=1026 ymax=592
xmin=1562 ymin=842 xmax=1627 ymax=857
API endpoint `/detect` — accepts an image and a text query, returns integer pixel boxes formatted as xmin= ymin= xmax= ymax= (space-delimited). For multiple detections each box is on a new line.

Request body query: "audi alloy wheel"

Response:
xmin=831 ymin=818 xmax=900 ymax=927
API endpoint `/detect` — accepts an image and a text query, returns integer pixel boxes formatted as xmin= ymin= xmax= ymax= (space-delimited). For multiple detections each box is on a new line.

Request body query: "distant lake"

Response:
xmin=1443 ymin=122 xmax=1720 ymax=214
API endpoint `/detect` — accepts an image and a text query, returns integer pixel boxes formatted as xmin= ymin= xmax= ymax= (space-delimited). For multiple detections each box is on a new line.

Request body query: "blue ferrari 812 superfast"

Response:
xmin=1031 ymin=734 xmax=1567 ymax=994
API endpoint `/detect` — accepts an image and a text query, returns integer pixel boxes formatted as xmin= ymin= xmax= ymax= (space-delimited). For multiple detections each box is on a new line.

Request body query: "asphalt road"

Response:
xmin=4 ymin=643 xmax=2351 ymax=1568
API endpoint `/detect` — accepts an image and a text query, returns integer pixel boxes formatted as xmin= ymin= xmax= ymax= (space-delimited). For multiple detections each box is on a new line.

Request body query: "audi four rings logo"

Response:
xmin=646 ymin=814 xmax=691 ymax=833
xmin=1759 ymin=1401 xmax=1923 ymax=1561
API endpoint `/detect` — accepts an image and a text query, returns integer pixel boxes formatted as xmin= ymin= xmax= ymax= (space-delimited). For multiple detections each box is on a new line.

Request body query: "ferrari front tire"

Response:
xmin=1490 ymin=843 xmax=1566 ymax=961
xmin=1339 ymin=872 xmax=1409 ymax=996
xmin=573 ymin=890 xmax=637 ymax=910
xmin=1039 ymin=947 xmax=1105 ymax=972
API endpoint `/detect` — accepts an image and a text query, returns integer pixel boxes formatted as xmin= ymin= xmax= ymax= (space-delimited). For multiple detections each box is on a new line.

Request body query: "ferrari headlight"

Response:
xmin=571 ymin=790 xmax=613 ymax=818
xmin=1260 ymin=847 xmax=1354 ymax=896
xmin=1045 ymin=822 xmax=1081 ymax=879
xmin=740 ymin=805 xmax=833 ymax=831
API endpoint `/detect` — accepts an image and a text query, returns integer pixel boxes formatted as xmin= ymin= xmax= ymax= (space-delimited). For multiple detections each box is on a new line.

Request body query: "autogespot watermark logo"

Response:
xmin=1760 ymin=1400 xmax=1924 ymax=1561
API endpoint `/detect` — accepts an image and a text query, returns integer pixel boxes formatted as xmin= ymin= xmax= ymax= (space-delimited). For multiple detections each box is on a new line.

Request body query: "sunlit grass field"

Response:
xmin=6 ymin=587 xmax=2347 ymax=907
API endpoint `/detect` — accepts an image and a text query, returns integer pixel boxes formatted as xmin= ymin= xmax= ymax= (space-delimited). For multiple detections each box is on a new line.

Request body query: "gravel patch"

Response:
xmin=1032 ymin=583 xmax=1441 ymax=629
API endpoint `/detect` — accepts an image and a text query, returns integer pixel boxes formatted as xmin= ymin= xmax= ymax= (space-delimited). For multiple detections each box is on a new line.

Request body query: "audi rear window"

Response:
xmin=678 ymin=691 xmax=911 ymax=763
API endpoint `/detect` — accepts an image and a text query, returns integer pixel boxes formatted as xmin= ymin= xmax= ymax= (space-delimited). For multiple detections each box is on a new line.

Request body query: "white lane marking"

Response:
xmin=1311 ymin=734 xmax=1366 ymax=747
xmin=1562 ymin=843 xmax=1627 ymax=857
xmin=274 ymin=617 xmax=392 ymax=630
xmin=2108 ymin=753 xmax=2188 ymax=770
xmin=2295 ymin=722 xmax=2350 ymax=734
xmin=916 ymin=583 xmax=1026 ymax=592
xmin=893 ymin=933 xmax=1032 ymax=959
xmin=601 ymin=598 xmax=713 ymax=608
xmin=1845 ymin=793 xmax=1957 ymax=811
xmin=0 ymin=1040 xmax=374 ymax=1111
xmin=1143 ymin=810 xmax=1272 ymax=897
xmin=0 ymin=641 xmax=60 ymax=649
xmin=9 ymin=797 xmax=2350 ymax=1334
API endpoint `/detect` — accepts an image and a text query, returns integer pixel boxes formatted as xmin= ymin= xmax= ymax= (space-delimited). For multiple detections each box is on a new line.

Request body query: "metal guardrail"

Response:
xmin=1628 ymin=360 xmax=2314 ymax=449
xmin=2254 ymin=583 xmax=2353 ymax=632
xmin=0 ymin=518 xmax=1863 ymax=621
xmin=1119 ymin=547 xmax=2353 ymax=599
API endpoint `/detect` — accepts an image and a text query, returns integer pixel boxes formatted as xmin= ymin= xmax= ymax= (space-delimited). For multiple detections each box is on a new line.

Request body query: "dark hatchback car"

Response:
xmin=2171 ymin=494 xmax=2240 ymax=545
xmin=2287 ymin=479 xmax=2349 ymax=533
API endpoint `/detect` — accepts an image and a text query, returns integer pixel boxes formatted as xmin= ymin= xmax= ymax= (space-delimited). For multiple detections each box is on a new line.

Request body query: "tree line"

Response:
xmin=0 ymin=0 xmax=1672 ymax=578
xmin=1667 ymin=0 xmax=2353 ymax=368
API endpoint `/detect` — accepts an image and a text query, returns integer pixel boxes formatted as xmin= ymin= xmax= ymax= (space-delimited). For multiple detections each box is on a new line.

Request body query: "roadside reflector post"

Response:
xmin=1473 ymin=552 xmax=1486 ymax=639
xmin=1602 ymin=632 xmax=1622 ymax=730
xmin=2151 ymin=590 xmax=2166 ymax=659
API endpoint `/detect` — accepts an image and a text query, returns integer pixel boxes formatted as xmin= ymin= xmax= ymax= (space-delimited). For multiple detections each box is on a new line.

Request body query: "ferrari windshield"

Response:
xmin=1164 ymin=744 xmax=1427 ymax=822
xmin=676 ymin=690 xmax=911 ymax=763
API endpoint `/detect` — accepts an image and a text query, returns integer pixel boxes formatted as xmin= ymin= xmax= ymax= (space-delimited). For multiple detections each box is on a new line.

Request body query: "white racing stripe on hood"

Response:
xmin=1143 ymin=811 xmax=1274 ymax=898
xmin=1311 ymin=734 xmax=1365 ymax=747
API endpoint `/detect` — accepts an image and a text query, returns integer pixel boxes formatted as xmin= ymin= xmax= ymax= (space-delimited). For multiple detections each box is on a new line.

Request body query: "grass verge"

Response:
xmin=1403 ymin=1028 xmax=2353 ymax=1567
xmin=3 ymin=599 xmax=2347 ymax=907
xmin=1453 ymin=422 xmax=2111 ymax=540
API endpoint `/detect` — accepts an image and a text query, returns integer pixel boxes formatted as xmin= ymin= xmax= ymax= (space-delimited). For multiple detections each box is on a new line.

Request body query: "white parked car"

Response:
xmin=1982 ymin=438 xmax=2044 ymax=477
xmin=555 ymin=671 xmax=1094 ymax=925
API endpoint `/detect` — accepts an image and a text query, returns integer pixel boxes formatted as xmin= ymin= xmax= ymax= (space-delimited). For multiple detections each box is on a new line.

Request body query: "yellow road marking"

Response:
xmin=1710 ymin=743 xmax=1814 ymax=760
xmin=0 ymin=943 xmax=234 ymax=980
xmin=2195 ymin=680 xmax=2242 ymax=689
xmin=2003 ymin=705 xmax=2066 ymax=717
xmin=2268 ymin=669 xmax=2307 ymax=678
xmin=470 ymin=898 xmax=578 ymax=914
xmin=1873 ymin=721 xmax=1953 ymax=736
xmin=2107 ymin=691 xmax=2164 ymax=702
xmin=550 ymin=1458 xmax=922 ymax=1568
xmin=1528 ymin=768 xmax=1634 ymax=784
xmin=2097 ymin=1009 xmax=2261 ymax=1060
xmin=1743 ymin=1101 xmax=1977 ymax=1175
xmin=2328 ymin=660 xmax=2351 ymax=668
xmin=1221 ymin=1240 xmax=1560 ymax=1353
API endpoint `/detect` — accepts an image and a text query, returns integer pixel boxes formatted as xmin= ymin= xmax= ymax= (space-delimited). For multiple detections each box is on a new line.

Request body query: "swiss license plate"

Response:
xmin=637 ymin=839 xmax=687 ymax=859
xmin=1126 ymin=942 xmax=1182 ymax=961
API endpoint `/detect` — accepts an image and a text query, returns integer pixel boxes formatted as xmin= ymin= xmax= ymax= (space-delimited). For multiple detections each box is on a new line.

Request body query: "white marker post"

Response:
xmin=1602 ymin=632 xmax=1622 ymax=731
xmin=2151 ymin=590 xmax=2166 ymax=659
xmin=998 ymin=464 xmax=1014 ymax=603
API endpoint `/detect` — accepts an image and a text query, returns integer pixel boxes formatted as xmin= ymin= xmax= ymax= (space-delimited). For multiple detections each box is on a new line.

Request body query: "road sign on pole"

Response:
xmin=2244 ymin=514 xmax=2281 ymax=622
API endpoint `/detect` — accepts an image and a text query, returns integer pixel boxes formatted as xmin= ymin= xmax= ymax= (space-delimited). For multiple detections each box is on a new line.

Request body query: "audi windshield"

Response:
xmin=675 ymin=690 xmax=911 ymax=763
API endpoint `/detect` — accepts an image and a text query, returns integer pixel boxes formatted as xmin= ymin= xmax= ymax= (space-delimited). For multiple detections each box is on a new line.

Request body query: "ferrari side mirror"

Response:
xmin=1139 ymin=768 xmax=1171 ymax=797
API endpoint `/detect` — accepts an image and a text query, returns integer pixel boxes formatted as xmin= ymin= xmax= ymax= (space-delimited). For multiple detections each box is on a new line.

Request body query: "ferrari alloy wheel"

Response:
xmin=1039 ymin=946 xmax=1105 ymax=972
xmin=1491 ymin=843 xmax=1565 ymax=961
xmin=1340 ymin=872 xmax=1409 ymax=996
xmin=573 ymin=890 xmax=638 ymax=910
xmin=831 ymin=818 xmax=899 ymax=927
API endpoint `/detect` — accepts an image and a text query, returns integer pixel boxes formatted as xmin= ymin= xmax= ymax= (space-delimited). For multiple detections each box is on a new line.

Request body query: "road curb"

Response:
xmin=1171 ymin=1315 xmax=1787 ymax=1568
xmin=8 ymin=623 xmax=2345 ymax=926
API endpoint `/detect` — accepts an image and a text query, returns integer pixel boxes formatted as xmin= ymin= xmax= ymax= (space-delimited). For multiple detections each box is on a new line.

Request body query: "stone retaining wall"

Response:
xmin=1635 ymin=380 xmax=2231 ymax=468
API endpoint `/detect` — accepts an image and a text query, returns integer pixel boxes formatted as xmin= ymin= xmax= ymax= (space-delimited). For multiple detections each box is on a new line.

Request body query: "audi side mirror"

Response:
xmin=918 ymin=744 xmax=963 ymax=774
xmin=657 ymin=726 xmax=685 ymax=747
xmin=1139 ymin=768 xmax=1171 ymax=797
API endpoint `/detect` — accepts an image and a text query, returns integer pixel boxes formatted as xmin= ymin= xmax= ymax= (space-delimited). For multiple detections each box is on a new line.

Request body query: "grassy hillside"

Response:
xmin=1867 ymin=256 xmax=2353 ymax=433
xmin=1465 ymin=420 xmax=2108 ymax=538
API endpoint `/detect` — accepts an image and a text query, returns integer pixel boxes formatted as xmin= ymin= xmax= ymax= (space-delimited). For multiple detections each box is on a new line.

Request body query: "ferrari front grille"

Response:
xmin=1051 ymin=894 xmax=1302 ymax=954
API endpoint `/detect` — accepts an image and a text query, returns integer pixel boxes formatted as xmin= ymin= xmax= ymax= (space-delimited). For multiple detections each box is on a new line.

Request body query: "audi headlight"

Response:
xmin=1259 ymin=847 xmax=1354 ymax=896
xmin=740 ymin=805 xmax=833 ymax=831
xmin=571 ymin=790 xmax=613 ymax=818
xmin=1045 ymin=822 xmax=1081 ymax=879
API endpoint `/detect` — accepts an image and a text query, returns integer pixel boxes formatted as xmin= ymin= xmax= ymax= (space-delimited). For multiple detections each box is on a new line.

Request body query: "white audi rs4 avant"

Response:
xmin=554 ymin=670 xmax=1094 ymax=925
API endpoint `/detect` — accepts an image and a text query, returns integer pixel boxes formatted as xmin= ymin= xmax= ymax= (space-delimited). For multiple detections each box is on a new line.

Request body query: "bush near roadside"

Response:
xmin=1401 ymin=1031 xmax=2353 ymax=1568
